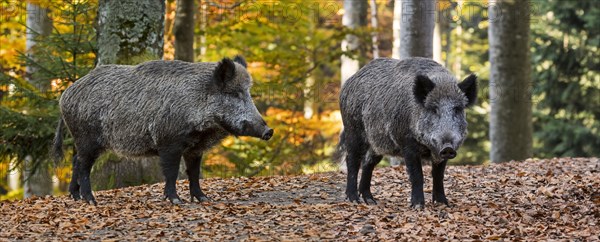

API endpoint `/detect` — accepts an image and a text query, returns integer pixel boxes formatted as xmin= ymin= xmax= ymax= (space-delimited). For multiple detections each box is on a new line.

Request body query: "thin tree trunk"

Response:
xmin=433 ymin=21 xmax=442 ymax=64
xmin=304 ymin=14 xmax=316 ymax=120
xmin=8 ymin=161 xmax=19 ymax=191
xmin=303 ymin=72 xmax=315 ymax=119
xmin=489 ymin=0 xmax=532 ymax=163
xmin=453 ymin=24 xmax=463 ymax=77
xmin=198 ymin=2 xmax=207 ymax=61
xmin=340 ymin=0 xmax=368 ymax=84
xmin=23 ymin=3 xmax=53 ymax=198
xmin=392 ymin=0 xmax=402 ymax=59
xmin=174 ymin=0 xmax=195 ymax=62
xmin=444 ymin=17 xmax=452 ymax=68
xmin=370 ymin=0 xmax=379 ymax=59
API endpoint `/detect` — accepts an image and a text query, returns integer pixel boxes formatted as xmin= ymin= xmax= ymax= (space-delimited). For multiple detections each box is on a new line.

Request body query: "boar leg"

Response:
xmin=344 ymin=130 xmax=368 ymax=203
xmin=69 ymin=153 xmax=81 ymax=200
xmin=77 ymin=147 xmax=101 ymax=206
xmin=159 ymin=150 xmax=183 ymax=204
xmin=403 ymin=141 xmax=425 ymax=208
xmin=431 ymin=160 xmax=449 ymax=205
xmin=358 ymin=149 xmax=383 ymax=205
xmin=183 ymin=151 xmax=210 ymax=202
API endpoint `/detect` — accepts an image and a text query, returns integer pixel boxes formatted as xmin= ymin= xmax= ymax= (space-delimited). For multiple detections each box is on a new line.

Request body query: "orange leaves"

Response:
xmin=1 ymin=158 xmax=599 ymax=240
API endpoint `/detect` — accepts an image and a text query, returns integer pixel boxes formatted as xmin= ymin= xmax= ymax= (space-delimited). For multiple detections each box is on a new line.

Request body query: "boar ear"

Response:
xmin=458 ymin=74 xmax=478 ymax=107
xmin=233 ymin=55 xmax=247 ymax=68
xmin=413 ymin=75 xmax=435 ymax=105
xmin=213 ymin=57 xmax=236 ymax=85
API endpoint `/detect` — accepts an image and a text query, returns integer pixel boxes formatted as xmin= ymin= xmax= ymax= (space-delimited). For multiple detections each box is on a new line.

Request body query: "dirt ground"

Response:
xmin=1 ymin=158 xmax=599 ymax=240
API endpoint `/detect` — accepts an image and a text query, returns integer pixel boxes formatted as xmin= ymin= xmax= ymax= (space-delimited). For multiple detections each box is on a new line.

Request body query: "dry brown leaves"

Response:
xmin=1 ymin=158 xmax=599 ymax=241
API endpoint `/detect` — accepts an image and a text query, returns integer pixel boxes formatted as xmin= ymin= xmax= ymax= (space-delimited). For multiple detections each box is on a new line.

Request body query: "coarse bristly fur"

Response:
xmin=52 ymin=55 xmax=273 ymax=205
xmin=337 ymin=57 xmax=477 ymax=208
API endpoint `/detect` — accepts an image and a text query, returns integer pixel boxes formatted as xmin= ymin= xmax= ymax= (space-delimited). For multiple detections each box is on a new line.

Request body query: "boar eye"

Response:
xmin=225 ymin=92 xmax=243 ymax=99
xmin=453 ymin=106 xmax=464 ymax=114
xmin=428 ymin=106 xmax=439 ymax=115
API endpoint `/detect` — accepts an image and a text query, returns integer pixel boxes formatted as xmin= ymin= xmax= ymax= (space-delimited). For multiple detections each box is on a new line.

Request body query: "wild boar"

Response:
xmin=337 ymin=57 xmax=477 ymax=208
xmin=53 ymin=56 xmax=273 ymax=205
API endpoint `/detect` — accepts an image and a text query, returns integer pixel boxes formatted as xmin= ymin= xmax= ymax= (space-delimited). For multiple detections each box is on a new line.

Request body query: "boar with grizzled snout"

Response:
xmin=52 ymin=56 xmax=273 ymax=205
xmin=337 ymin=57 xmax=477 ymax=208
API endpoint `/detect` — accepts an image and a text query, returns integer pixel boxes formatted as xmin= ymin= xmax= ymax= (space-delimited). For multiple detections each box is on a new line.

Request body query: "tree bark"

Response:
xmin=398 ymin=0 xmax=435 ymax=60
xmin=489 ymin=0 xmax=532 ymax=163
xmin=174 ymin=0 xmax=195 ymax=62
xmin=97 ymin=0 xmax=165 ymax=65
xmin=94 ymin=0 xmax=182 ymax=189
xmin=23 ymin=3 xmax=53 ymax=198
xmin=340 ymin=0 xmax=368 ymax=84
xmin=370 ymin=0 xmax=379 ymax=59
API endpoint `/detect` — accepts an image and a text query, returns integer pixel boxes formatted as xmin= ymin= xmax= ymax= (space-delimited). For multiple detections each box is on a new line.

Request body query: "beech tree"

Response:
xmin=488 ymin=0 xmax=533 ymax=163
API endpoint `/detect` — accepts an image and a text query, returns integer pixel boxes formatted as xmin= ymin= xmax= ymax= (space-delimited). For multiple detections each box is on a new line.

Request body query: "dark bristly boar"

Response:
xmin=52 ymin=56 xmax=273 ymax=205
xmin=337 ymin=57 xmax=477 ymax=208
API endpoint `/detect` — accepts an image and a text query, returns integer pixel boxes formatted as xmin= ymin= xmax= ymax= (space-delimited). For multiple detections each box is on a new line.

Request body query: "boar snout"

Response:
xmin=240 ymin=119 xmax=273 ymax=140
xmin=261 ymin=128 xmax=274 ymax=141
xmin=440 ymin=145 xmax=457 ymax=160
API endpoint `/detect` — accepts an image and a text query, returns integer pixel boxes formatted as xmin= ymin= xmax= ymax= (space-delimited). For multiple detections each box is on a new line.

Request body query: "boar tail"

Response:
xmin=51 ymin=117 xmax=65 ymax=164
xmin=333 ymin=130 xmax=347 ymax=163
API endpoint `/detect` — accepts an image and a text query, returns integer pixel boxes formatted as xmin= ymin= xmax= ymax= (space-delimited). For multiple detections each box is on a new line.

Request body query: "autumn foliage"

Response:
xmin=1 ymin=158 xmax=599 ymax=240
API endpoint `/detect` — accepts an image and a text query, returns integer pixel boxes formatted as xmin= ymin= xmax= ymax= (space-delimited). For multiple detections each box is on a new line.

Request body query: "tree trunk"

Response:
xmin=97 ymin=0 xmax=165 ymax=65
xmin=398 ymin=0 xmax=435 ymax=60
xmin=304 ymin=16 xmax=316 ymax=120
xmin=390 ymin=0 xmax=435 ymax=166
xmin=8 ymin=161 xmax=19 ymax=191
xmin=174 ymin=0 xmax=195 ymax=62
xmin=370 ymin=0 xmax=379 ymax=59
xmin=489 ymin=0 xmax=532 ymax=163
xmin=453 ymin=24 xmax=463 ymax=77
xmin=303 ymin=73 xmax=315 ymax=119
xmin=23 ymin=3 xmax=53 ymax=198
xmin=93 ymin=0 xmax=182 ymax=189
xmin=340 ymin=0 xmax=368 ymax=84
xmin=433 ymin=21 xmax=442 ymax=64
xmin=392 ymin=0 xmax=402 ymax=59
xmin=197 ymin=2 xmax=207 ymax=61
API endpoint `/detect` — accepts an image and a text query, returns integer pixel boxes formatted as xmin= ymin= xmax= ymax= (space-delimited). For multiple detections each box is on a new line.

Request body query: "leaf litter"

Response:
xmin=1 ymin=158 xmax=599 ymax=240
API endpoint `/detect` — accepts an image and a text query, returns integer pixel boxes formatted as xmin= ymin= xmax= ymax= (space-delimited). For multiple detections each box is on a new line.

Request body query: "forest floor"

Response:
xmin=1 ymin=158 xmax=599 ymax=240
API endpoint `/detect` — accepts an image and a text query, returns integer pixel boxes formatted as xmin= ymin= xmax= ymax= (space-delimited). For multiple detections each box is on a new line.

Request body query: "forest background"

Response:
xmin=0 ymin=0 xmax=598 ymax=199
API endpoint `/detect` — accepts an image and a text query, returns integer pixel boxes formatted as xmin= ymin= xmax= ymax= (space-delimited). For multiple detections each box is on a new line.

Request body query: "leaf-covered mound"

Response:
xmin=1 ymin=158 xmax=599 ymax=240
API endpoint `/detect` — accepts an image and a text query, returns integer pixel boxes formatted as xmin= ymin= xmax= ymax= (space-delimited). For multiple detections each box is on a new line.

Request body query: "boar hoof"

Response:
xmin=347 ymin=193 xmax=361 ymax=204
xmin=82 ymin=194 xmax=97 ymax=205
xmin=84 ymin=198 xmax=97 ymax=206
xmin=170 ymin=198 xmax=184 ymax=205
xmin=432 ymin=196 xmax=449 ymax=206
xmin=361 ymin=193 xmax=377 ymax=205
xmin=191 ymin=195 xmax=211 ymax=203
xmin=363 ymin=197 xmax=377 ymax=205
xmin=71 ymin=193 xmax=81 ymax=201
xmin=411 ymin=203 xmax=424 ymax=210
xmin=410 ymin=198 xmax=425 ymax=209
